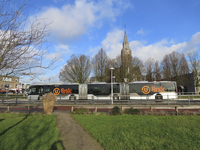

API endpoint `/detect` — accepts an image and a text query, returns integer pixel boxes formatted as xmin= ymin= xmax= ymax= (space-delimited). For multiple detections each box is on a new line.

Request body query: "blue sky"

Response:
xmin=23 ymin=0 xmax=200 ymax=84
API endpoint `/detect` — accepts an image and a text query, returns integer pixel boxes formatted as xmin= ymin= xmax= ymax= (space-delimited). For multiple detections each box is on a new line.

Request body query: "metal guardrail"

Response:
xmin=1 ymin=94 xmax=200 ymax=105
xmin=178 ymin=92 xmax=200 ymax=95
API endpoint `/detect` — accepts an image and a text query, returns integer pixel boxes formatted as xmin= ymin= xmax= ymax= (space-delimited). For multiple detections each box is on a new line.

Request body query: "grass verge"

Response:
xmin=73 ymin=115 xmax=200 ymax=150
xmin=0 ymin=113 xmax=63 ymax=150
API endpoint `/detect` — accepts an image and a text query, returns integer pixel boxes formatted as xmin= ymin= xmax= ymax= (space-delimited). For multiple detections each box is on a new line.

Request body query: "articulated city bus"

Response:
xmin=129 ymin=81 xmax=177 ymax=99
xmin=28 ymin=81 xmax=177 ymax=100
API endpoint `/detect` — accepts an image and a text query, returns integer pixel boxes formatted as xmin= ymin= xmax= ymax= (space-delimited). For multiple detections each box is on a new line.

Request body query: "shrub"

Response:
xmin=124 ymin=108 xmax=141 ymax=115
xmin=73 ymin=108 xmax=89 ymax=114
xmin=112 ymin=106 xmax=121 ymax=115
xmin=42 ymin=92 xmax=57 ymax=114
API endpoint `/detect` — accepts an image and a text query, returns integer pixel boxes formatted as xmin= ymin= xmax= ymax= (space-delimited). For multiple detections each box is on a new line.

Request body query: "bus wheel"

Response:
xmin=69 ymin=95 xmax=76 ymax=100
xmin=155 ymin=94 xmax=163 ymax=100
xmin=113 ymin=94 xmax=119 ymax=100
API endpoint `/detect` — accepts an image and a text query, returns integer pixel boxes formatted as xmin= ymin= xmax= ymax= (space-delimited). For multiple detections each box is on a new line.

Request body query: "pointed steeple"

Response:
xmin=122 ymin=23 xmax=130 ymax=51
xmin=123 ymin=23 xmax=128 ymax=45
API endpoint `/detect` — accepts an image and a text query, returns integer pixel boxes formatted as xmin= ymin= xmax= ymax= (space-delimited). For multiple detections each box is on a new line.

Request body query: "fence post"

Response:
xmin=175 ymin=106 xmax=178 ymax=115
xmin=2 ymin=96 xmax=4 ymax=104
xmin=74 ymin=98 xmax=77 ymax=105
xmin=29 ymin=96 xmax=31 ymax=104
xmin=16 ymin=95 xmax=18 ymax=104
xmin=92 ymin=96 xmax=94 ymax=105
xmin=28 ymin=106 xmax=30 ymax=114
xmin=188 ymin=96 xmax=190 ymax=105
xmin=146 ymin=95 xmax=148 ymax=105
xmin=7 ymin=106 xmax=9 ymax=112
xmin=71 ymin=106 xmax=73 ymax=112
xmin=95 ymin=106 xmax=97 ymax=112
xmin=167 ymin=95 xmax=169 ymax=105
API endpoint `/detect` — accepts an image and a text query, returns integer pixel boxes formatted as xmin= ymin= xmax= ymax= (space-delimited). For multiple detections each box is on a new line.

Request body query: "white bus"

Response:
xmin=28 ymin=81 xmax=177 ymax=100
xmin=129 ymin=81 xmax=177 ymax=100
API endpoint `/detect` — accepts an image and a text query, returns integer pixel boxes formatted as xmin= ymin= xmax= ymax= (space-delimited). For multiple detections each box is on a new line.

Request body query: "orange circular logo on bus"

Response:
xmin=53 ymin=88 xmax=60 ymax=95
xmin=142 ymin=86 xmax=150 ymax=94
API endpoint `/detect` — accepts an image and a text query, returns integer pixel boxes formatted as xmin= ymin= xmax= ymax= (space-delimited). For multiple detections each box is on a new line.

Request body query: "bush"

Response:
xmin=124 ymin=108 xmax=141 ymax=115
xmin=42 ymin=92 xmax=57 ymax=114
xmin=112 ymin=106 xmax=121 ymax=115
xmin=73 ymin=108 xmax=89 ymax=114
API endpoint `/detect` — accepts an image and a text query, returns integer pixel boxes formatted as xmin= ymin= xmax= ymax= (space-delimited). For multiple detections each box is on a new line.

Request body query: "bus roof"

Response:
xmin=30 ymin=83 xmax=79 ymax=86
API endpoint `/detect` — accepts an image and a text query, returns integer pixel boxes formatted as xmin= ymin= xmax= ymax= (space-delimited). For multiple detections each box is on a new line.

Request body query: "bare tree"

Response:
xmin=161 ymin=54 xmax=171 ymax=80
xmin=153 ymin=60 xmax=161 ymax=81
xmin=179 ymin=53 xmax=189 ymax=75
xmin=169 ymin=51 xmax=180 ymax=81
xmin=132 ymin=56 xmax=144 ymax=80
xmin=91 ymin=48 xmax=109 ymax=82
xmin=188 ymin=51 xmax=200 ymax=92
xmin=145 ymin=57 xmax=155 ymax=81
xmin=132 ymin=56 xmax=144 ymax=73
xmin=59 ymin=54 xmax=91 ymax=83
xmin=161 ymin=51 xmax=189 ymax=87
xmin=0 ymin=0 xmax=57 ymax=77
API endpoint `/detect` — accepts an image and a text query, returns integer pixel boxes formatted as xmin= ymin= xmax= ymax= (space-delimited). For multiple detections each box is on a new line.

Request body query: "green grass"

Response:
xmin=73 ymin=115 xmax=200 ymax=150
xmin=0 ymin=113 xmax=63 ymax=150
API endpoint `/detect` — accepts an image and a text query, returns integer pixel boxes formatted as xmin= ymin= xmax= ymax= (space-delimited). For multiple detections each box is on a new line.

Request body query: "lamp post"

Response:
xmin=110 ymin=67 xmax=114 ymax=104
xmin=5 ymin=84 xmax=9 ymax=97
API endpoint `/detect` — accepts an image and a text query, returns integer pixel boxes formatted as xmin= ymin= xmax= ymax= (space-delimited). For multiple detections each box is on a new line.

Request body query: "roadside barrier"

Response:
xmin=1 ymin=94 xmax=200 ymax=105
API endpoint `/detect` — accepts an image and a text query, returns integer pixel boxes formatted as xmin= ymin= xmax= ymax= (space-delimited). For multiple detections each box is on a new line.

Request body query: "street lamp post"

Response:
xmin=110 ymin=67 xmax=114 ymax=105
xmin=5 ymin=84 xmax=9 ymax=97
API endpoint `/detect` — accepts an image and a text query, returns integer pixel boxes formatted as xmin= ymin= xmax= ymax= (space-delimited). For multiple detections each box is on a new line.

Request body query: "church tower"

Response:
xmin=121 ymin=24 xmax=132 ymax=76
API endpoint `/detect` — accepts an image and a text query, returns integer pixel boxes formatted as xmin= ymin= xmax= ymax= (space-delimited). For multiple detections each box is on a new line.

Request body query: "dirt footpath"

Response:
xmin=54 ymin=112 xmax=104 ymax=150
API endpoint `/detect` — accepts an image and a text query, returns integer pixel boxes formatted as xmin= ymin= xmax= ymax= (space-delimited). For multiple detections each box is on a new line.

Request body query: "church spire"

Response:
xmin=123 ymin=23 xmax=128 ymax=45
xmin=122 ymin=23 xmax=130 ymax=50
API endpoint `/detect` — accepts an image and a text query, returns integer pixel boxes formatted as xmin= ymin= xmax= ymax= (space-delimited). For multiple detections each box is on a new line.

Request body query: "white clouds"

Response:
xmin=30 ymin=0 xmax=131 ymax=42
xmin=100 ymin=29 xmax=200 ymax=62
xmin=23 ymin=73 xmax=60 ymax=84
xmin=101 ymin=29 xmax=124 ymax=58
xmin=136 ymin=28 xmax=144 ymax=35
xmin=45 ymin=44 xmax=71 ymax=60
xmin=183 ymin=32 xmax=200 ymax=53
xmin=130 ymin=40 xmax=187 ymax=62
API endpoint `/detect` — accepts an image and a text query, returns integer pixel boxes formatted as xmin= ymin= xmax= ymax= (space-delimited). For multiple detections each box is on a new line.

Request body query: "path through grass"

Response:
xmin=73 ymin=115 xmax=200 ymax=150
xmin=0 ymin=113 xmax=62 ymax=150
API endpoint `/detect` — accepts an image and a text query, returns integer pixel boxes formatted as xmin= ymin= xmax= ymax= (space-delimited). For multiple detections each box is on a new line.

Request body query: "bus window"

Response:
xmin=37 ymin=86 xmax=44 ymax=95
xmin=113 ymin=84 xmax=120 ymax=93
xmin=88 ymin=84 xmax=110 ymax=95
xmin=129 ymin=84 xmax=141 ymax=93
xmin=44 ymin=87 xmax=50 ymax=93
xmin=29 ymin=87 xmax=37 ymax=95
xmin=161 ymin=83 xmax=176 ymax=92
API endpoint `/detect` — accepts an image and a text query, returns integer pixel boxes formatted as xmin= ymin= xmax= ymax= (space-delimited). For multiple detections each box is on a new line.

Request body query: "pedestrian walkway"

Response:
xmin=54 ymin=111 xmax=104 ymax=150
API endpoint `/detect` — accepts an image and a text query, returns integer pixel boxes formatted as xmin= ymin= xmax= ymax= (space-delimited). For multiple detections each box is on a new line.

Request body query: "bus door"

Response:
xmin=28 ymin=86 xmax=44 ymax=100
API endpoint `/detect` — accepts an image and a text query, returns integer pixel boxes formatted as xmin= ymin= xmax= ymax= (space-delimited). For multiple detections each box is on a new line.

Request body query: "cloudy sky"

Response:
xmin=23 ymin=0 xmax=200 ymax=84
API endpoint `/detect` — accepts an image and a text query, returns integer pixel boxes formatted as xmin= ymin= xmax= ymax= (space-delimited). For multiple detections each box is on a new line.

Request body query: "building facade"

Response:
xmin=0 ymin=76 xmax=19 ymax=89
